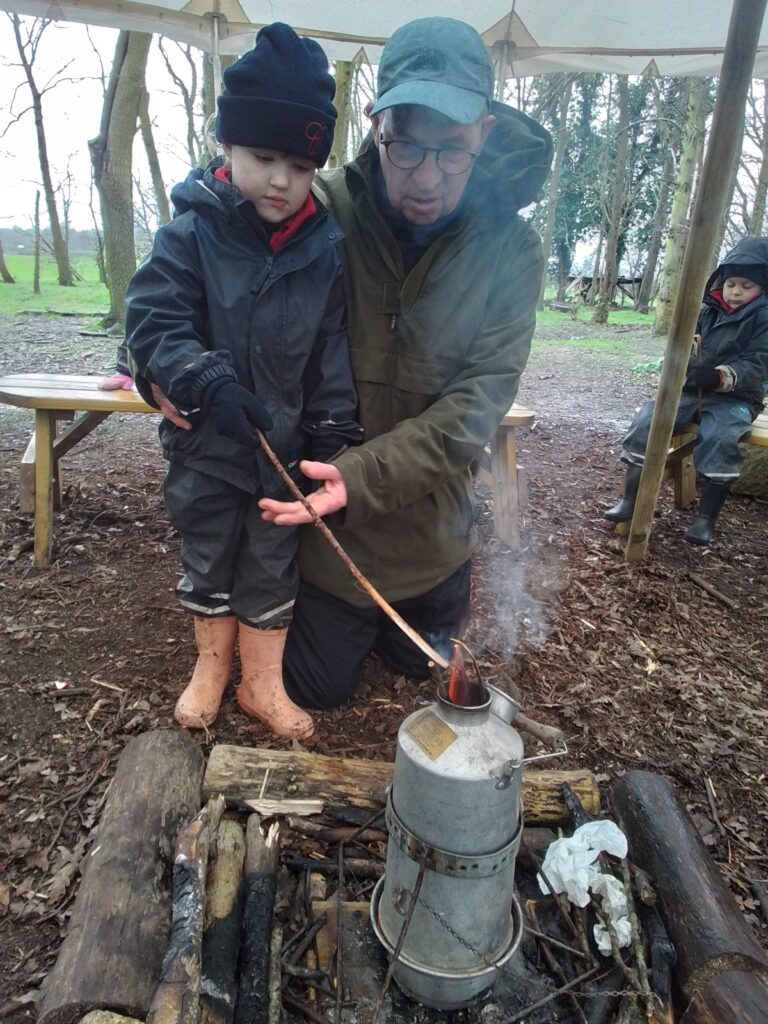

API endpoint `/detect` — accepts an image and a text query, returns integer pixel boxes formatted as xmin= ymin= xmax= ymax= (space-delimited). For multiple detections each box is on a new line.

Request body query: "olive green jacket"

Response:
xmin=300 ymin=102 xmax=552 ymax=605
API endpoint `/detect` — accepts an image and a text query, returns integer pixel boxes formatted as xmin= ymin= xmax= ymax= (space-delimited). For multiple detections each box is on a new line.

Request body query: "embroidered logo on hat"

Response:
xmin=304 ymin=122 xmax=327 ymax=158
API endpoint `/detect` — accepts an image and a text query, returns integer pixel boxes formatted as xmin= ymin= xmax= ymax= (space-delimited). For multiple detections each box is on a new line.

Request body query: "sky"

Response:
xmin=0 ymin=15 xmax=202 ymax=231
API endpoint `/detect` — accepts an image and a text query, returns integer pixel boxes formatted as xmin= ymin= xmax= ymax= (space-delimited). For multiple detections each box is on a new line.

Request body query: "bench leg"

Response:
xmin=491 ymin=427 xmax=521 ymax=550
xmin=34 ymin=409 xmax=55 ymax=568
xmin=671 ymin=431 xmax=697 ymax=509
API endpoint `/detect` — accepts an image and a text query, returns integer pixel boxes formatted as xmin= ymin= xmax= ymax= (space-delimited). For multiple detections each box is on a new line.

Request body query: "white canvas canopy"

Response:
xmin=1 ymin=0 xmax=767 ymax=75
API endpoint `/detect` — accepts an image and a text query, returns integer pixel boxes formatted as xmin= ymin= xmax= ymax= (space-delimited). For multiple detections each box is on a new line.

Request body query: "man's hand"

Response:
xmin=689 ymin=364 xmax=721 ymax=393
xmin=150 ymin=382 xmax=192 ymax=430
xmin=259 ymin=461 xmax=348 ymax=524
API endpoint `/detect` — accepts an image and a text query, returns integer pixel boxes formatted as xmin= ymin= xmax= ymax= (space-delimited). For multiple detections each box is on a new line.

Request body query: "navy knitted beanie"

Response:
xmin=719 ymin=263 xmax=768 ymax=292
xmin=216 ymin=23 xmax=337 ymax=167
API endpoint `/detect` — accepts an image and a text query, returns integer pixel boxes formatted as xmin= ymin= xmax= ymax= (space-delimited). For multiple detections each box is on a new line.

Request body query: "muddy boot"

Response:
xmin=174 ymin=616 xmax=238 ymax=729
xmin=237 ymin=624 xmax=314 ymax=740
xmin=603 ymin=463 xmax=643 ymax=522
xmin=684 ymin=481 xmax=731 ymax=546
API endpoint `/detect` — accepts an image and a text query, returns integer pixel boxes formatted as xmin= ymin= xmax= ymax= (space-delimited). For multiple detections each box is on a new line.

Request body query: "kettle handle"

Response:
xmin=513 ymin=712 xmax=564 ymax=748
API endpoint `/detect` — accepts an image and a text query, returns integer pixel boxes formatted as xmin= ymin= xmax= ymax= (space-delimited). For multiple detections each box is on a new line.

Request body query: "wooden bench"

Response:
xmin=476 ymin=404 xmax=536 ymax=550
xmin=0 ymin=373 xmax=155 ymax=567
xmin=668 ymin=407 xmax=768 ymax=509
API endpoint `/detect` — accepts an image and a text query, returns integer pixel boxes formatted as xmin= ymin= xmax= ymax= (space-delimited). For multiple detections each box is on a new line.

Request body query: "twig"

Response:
xmin=370 ymin=853 xmax=427 ymax=1024
xmin=688 ymin=571 xmax=738 ymax=611
xmin=619 ymin=856 xmax=655 ymax=1014
xmin=256 ymin=429 xmax=449 ymax=670
xmin=526 ymin=903 xmax=589 ymax=1024
xmin=522 ymin=924 xmax=588 ymax=960
xmin=282 ymin=992 xmax=332 ymax=1024
xmin=704 ymin=775 xmax=726 ymax=836
xmin=268 ymin=923 xmax=283 ymax=1024
xmin=499 ymin=967 xmax=601 ymax=1024
xmin=334 ymin=842 xmax=344 ymax=1024
xmin=283 ymin=914 xmax=328 ymax=968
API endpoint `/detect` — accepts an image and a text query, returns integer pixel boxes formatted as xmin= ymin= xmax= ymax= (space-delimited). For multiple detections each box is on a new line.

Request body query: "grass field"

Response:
xmin=0 ymin=254 xmax=109 ymax=317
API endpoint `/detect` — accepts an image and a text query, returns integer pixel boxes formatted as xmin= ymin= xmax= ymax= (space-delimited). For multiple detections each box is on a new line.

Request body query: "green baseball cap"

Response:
xmin=370 ymin=18 xmax=494 ymax=125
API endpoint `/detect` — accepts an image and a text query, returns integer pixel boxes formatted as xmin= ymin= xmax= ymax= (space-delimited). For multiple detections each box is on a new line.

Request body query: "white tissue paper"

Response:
xmin=537 ymin=820 xmax=631 ymax=956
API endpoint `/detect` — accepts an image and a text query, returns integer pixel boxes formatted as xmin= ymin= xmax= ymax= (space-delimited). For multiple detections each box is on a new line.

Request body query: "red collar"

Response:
xmin=213 ymin=166 xmax=317 ymax=251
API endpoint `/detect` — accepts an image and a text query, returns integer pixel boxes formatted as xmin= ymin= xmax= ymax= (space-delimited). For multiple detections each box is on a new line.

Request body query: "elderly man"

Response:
xmin=256 ymin=17 xmax=552 ymax=710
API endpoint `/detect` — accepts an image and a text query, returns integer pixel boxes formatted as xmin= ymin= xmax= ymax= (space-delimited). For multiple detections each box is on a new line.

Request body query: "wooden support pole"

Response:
xmin=147 ymin=795 xmax=226 ymax=1024
xmin=625 ymin=0 xmax=768 ymax=562
xmin=235 ymin=816 xmax=279 ymax=1024
xmin=200 ymin=820 xmax=246 ymax=1024
xmin=613 ymin=771 xmax=768 ymax=1014
xmin=38 ymin=732 xmax=205 ymax=1024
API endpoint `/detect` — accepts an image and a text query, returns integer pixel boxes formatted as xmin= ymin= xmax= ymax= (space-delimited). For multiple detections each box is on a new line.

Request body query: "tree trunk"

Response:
xmin=139 ymin=87 xmax=171 ymax=225
xmin=593 ymin=75 xmax=630 ymax=325
xmin=330 ymin=60 xmax=354 ymax=168
xmin=710 ymin=118 xmax=745 ymax=265
xmin=537 ymin=75 xmax=574 ymax=311
xmin=635 ymin=85 xmax=682 ymax=314
xmin=90 ymin=31 xmax=152 ymax=327
xmin=653 ymin=79 xmax=710 ymax=335
xmin=0 ymin=236 xmax=15 ymax=284
xmin=748 ymin=81 xmax=768 ymax=234
xmin=33 ymin=191 xmax=41 ymax=295
xmin=11 ymin=15 xmax=72 ymax=286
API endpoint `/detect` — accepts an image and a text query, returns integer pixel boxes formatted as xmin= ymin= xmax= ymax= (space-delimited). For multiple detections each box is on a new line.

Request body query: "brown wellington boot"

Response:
xmin=237 ymin=624 xmax=314 ymax=740
xmin=174 ymin=616 xmax=238 ymax=729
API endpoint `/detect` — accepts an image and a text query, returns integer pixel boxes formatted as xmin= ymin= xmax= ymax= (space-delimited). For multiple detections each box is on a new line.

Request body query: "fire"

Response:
xmin=446 ymin=642 xmax=485 ymax=707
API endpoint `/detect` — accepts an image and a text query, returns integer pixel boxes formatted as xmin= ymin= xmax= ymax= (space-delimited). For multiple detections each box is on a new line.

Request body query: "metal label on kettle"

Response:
xmin=404 ymin=710 xmax=457 ymax=761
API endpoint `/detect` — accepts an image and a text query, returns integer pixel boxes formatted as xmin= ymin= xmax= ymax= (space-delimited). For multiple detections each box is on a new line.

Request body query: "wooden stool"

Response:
xmin=475 ymin=405 xmax=535 ymax=550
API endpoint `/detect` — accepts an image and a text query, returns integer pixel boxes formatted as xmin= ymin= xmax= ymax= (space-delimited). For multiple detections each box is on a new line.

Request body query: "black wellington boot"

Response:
xmin=604 ymin=463 xmax=643 ymax=522
xmin=684 ymin=481 xmax=731 ymax=546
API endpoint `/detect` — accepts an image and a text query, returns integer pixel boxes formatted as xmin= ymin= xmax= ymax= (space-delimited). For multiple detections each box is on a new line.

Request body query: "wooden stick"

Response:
xmin=200 ymin=819 xmax=246 ymax=1024
xmin=147 ymin=795 xmax=226 ymax=1024
xmin=267 ymin=923 xmax=283 ymax=1024
xmin=525 ymin=903 xmax=589 ymax=1024
xmin=500 ymin=967 xmax=601 ymax=1024
xmin=236 ymin=817 xmax=280 ymax=1024
xmin=688 ymin=571 xmax=738 ymax=611
xmin=256 ymin=429 xmax=449 ymax=670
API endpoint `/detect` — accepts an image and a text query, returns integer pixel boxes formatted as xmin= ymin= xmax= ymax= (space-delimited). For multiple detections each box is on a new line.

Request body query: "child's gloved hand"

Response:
xmin=689 ymin=364 xmax=721 ymax=393
xmin=201 ymin=378 xmax=273 ymax=446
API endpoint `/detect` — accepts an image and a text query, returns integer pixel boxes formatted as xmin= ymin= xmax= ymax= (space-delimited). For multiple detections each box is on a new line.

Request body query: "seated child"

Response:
xmin=605 ymin=235 xmax=768 ymax=545
xmin=126 ymin=23 xmax=362 ymax=738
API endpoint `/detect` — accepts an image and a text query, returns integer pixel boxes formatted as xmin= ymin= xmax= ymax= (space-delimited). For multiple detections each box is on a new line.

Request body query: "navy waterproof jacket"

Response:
xmin=126 ymin=158 xmax=362 ymax=495
xmin=683 ymin=235 xmax=768 ymax=417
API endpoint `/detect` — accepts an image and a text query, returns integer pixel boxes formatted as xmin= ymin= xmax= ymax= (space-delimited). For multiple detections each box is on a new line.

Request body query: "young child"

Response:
xmin=605 ymin=235 xmax=768 ymax=545
xmin=126 ymin=23 xmax=362 ymax=739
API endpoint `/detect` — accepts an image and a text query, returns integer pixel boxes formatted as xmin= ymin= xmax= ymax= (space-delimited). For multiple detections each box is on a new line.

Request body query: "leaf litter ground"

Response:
xmin=0 ymin=312 xmax=765 ymax=1016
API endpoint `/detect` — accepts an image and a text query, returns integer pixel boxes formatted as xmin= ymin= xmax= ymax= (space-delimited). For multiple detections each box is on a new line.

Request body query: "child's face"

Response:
xmin=224 ymin=145 xmax=315 ymax=223
xmin=722 ymin=275 xmax=763 ymax=309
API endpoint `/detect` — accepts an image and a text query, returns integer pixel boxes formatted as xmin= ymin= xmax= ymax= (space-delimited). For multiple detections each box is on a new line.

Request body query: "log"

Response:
xmin=613 ymin=771 xmax=768 ymax=1005
xmin=200 ymin=820 xmax=246 ymax=1024
xmin=204 ymin=745 xmax=600 ymax=824
xmin=234 ymin=816 xmax=279 ymax=1024
xmin=39 ymin=731 xmax=205 ymax=1024
xmin=680 ymin=971 xmax=768 ymax=1023
xmin=147 ymin=795 xmax=226 ymax=1024
xmin=79 ymin=1014 xmax=143 ymax=1024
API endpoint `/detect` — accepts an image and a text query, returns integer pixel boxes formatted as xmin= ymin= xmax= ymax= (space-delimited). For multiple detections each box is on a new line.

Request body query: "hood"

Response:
xmin=705 ymin=234 xmax=768 ymax=294
xmin=169 ymin=158 xmax=237 ymax=220
xmin=468 ymin=101 xmax=553 ymax=216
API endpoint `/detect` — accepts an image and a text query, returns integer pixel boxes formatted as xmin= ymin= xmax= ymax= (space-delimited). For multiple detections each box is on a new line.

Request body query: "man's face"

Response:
xmin=722 ymin=275 xmax=763 ymax=309
xmin=223 ymin=144 xmax=315 ymax=223
xmin=371 ymin=105 xmax=494 ymax=225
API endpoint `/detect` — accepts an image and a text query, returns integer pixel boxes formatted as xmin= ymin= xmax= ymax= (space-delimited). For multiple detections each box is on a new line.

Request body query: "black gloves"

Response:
xmin=688 ymin=364 xmax=721 ymax=393
xmin=200 ymin=378 xmax=273 ymax=446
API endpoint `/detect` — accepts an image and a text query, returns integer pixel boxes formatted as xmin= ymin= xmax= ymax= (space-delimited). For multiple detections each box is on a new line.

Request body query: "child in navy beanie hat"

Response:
xmin=125 ymin=23 xmax=361 ymax=740
xmin=217 ymin=22 xmax=337 ymax=167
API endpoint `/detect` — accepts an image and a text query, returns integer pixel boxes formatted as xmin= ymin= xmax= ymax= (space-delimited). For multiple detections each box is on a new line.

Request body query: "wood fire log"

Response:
xmin=234 ymin=815 xmax=279 ymax=1024
xmin=38 ymin=731 xmax=205 ymax=1024
xmin=613 ymin=771 xmax=768 ymax=1009
xmin=204 ymin=745 xmax=600 ymax=824
xmin=680 ymin=970 xmax=768 ymax=1023
xmin=200 ymin=820 xmax=246 ymax=1024
xmin=147 ymin=794 xmax=226 ymax=1024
